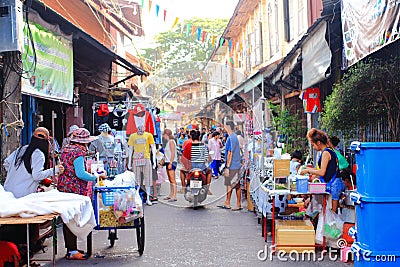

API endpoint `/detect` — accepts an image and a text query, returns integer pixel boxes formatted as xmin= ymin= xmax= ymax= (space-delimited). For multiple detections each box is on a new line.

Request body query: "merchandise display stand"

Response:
xmin=260 ymin=184 xmax=328 ymax=253
xmin=0 ymin=214 xmax=58 ymax=267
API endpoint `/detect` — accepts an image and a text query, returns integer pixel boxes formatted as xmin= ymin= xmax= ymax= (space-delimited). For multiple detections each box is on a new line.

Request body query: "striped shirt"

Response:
xmin=191 ymin=143 xmax=208 ymax=164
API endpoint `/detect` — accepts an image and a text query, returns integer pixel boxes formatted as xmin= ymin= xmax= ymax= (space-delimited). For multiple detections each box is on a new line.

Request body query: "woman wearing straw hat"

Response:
xmin=58 ymin=128 xmax=106 ymax=260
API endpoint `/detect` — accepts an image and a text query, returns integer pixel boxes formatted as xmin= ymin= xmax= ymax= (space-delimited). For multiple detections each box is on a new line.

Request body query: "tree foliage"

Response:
xmin=270 ymin=102 xmax=308 ymax=155
xmin=321 ymin=58 xmax=400 ymax=141
xmin=141 ymin=18 xmax=229 ymax=72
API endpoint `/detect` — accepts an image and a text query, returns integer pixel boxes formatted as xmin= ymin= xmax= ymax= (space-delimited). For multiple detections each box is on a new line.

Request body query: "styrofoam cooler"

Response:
xmin=351 ymin=142 xmax=400 ymax=198
xmin=354 ymin=195 xmax=400 ymax=252
xmin=352 ymin=242 xmax=400 ymax=267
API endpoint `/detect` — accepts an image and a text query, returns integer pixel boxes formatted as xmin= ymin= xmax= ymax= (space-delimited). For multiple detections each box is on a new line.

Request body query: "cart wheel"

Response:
xmin=136 ymin=217 xmax=145 ymax=255
xmin=108 ymin=229 xmax=118 ymax=247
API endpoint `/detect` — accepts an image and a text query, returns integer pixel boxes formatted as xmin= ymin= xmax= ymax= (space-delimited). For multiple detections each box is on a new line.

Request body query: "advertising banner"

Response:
xmin=22 ymin=22 xmax=73 ymax=103
xmin=342 ymin=0 xmax=400 ymax=66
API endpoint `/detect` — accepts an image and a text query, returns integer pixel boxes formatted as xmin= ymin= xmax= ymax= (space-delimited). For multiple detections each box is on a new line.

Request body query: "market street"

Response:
xmin=36 ymin=176 xmax=346 ymax=267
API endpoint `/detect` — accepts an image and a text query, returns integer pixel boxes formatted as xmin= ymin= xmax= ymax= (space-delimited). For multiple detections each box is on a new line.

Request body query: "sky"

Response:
xmin=135 ymin=0 xmax=239 ymax=47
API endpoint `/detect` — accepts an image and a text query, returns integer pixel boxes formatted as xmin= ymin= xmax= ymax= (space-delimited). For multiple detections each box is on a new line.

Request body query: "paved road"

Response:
xmin=37 ymin=175 xmax=348 ymax=266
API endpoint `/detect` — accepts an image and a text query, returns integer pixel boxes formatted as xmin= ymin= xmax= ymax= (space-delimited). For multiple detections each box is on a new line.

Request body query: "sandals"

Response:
xmin=232 ymin=207 xmax=243 ymax=211
xmin=65 ymin=250 xmax=88 ymax=260
xmin=217 ymin=205 xmax=231 ymax=209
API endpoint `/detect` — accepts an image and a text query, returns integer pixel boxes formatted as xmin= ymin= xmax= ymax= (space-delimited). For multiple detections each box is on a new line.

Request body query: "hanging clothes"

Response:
xmin=301 ymin=87 xmax=321 ymax=113
xmin=107 ymin=106 xmax=128 ymax=131
xmin=125 ymin=103 xmax=155 ymax=135
xmin=151 ymin=108 xmax=162 ymax=145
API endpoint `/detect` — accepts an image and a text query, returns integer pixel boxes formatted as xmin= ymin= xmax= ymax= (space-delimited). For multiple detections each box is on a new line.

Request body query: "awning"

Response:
xmin=75 ymin=30 xmax=148 ymax=78
xmin=301 ymin=20 xmax=331 ymax=89
xmin=271 ymin=17 xmax=331 ymax=90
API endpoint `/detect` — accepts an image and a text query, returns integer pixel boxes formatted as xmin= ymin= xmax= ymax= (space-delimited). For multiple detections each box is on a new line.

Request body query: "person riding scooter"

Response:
xmin=183 ymin=130 xmax=212 ymax=207
xmin=187 ymin=130 xmax=212 ymax=190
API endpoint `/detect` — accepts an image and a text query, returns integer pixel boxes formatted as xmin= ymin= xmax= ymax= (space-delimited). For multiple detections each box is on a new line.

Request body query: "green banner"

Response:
xmin=22 ymin=22 xmax=73 ymax=103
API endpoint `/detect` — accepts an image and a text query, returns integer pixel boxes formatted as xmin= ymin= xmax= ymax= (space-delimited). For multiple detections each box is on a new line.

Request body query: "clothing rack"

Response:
xmin=92 ymin=98 xmax=156 ymax=134
xmin=92 ymin=98 xmax=153 ymax=111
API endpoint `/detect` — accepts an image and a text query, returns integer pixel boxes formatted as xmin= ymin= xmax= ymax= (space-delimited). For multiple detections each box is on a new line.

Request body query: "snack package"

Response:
xmin=113 ymin=188 xmax=143 ymax=224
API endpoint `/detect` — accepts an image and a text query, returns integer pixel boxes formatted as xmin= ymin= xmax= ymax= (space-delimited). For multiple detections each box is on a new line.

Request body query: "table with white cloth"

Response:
xmin=0 ymin=214 xmax=58 ymax=267
xmin=0 ymin=188 xmax=96 ymax=267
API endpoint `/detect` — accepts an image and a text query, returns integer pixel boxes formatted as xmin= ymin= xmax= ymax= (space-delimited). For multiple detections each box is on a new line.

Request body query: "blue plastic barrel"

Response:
xmin=355 ymin=195 xmax=400 ymax=253
xmin=352 ymin=242 xmax=400 ymax=267
xmin=351 ymin=142 xmax=400 ymax=198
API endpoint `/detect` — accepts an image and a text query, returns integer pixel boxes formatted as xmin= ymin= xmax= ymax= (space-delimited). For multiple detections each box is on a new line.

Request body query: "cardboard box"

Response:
xmin=274 ymin=159 xmax=290 ymax=177
xmin=275 ymin=220 xmax=315 ymax=253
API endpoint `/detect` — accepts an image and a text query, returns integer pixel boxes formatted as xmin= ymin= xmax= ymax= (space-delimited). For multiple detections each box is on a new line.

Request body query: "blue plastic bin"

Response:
xmin=352 ymin=242 xmax=400 ymax=267
xmin=355 ymin=195 xmax=400 ymax=253
xmin=102 ymin=191 xmax=115 ymax=206
xmin=351 ymin=142 xmax=400 ymax=198
xmin=296 ymin=176 xmax=309 ymax=193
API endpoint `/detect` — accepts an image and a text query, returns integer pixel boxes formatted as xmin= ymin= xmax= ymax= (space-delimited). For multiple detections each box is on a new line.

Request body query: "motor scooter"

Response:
xmin=184 ymin=168 xmax=208 ymax=209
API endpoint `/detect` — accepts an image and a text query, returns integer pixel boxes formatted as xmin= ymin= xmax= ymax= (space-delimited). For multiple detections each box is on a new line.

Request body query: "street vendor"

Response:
xmin=58 ymin=128 xmax=106 ymax=260
xmin=2 ymin=127 xmax=64 ymax=265
xmin=300 ymin=128 xmax=344 ymax=213
xmin=3 ymin=127 xmax=64 ymax=198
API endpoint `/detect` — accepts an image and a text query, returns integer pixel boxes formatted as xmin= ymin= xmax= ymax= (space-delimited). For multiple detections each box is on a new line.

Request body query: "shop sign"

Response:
xmin=22 ymin=22 xmax=73 ymax=103
xmin=342 ymin=0 xmax=400 ymax=66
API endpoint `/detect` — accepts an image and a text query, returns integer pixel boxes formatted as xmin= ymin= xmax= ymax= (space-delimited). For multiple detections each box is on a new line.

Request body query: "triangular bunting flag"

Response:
xmin=155 ymin=4 xmax=160 ymax=17
xmin=211 ymin=35 xmax=216 ymax=46
xmin=164 ymin=9 xmax=167 ymax=21
xmin=141 ymin=0 xmax=144 ymax=7
xmin=180 ymin=19 xmax=185 ymax=33
xmin=219 ymin=37 xmax=225 ymax=47
xmin=192 ymin=26 xmax=196 ymax=37
xmin=171 ymin=17 xmax=179 ymax=29
xmin=186 ymin=23 xmax=191 ymax=36
xmin=201 ymin=31 xmax=206 ymax=43
xmin=206 ymin=32 xmax=211 ymax=44
xmin=197 ymin=28 xmax=201 ymax=41
xmin=148 ymin=0 xmax=152 ymax=13
xmin=228 ymin=39 xmax=232 ymax=51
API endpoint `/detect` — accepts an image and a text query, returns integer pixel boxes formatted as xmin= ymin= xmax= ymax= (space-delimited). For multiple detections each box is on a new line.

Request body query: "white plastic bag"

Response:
xmin=113 ymin=171 xmax=137 ymax=186
xmin=113 ymin=188 xmax=143 ymax=224
xmin=323 ymin=209 xmax=344 ymax=239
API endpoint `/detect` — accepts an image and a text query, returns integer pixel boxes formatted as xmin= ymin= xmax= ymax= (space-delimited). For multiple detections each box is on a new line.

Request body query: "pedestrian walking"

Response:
xmin=162 ymin=129 xmax=178 ymax=202
xmin=219 ymin=120 xmax=242 ymax=211
xmin=208 ymin=131 xmax=222 ymax=178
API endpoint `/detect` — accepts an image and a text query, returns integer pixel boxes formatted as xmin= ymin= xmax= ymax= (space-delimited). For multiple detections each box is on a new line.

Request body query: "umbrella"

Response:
xmin=185 ymin=124 xmax=197 ymax=130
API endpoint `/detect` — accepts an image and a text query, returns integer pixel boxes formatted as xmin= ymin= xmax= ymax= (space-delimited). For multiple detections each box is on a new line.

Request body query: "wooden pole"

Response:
xmin=1 ymin=52 xmax=23 ymax=179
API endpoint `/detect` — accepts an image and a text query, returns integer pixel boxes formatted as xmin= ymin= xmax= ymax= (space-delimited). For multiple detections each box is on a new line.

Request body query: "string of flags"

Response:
xmin=139 ymin=0 xmax=245 ymax=64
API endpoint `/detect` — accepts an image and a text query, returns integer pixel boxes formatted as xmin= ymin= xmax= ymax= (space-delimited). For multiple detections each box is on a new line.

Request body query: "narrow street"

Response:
xmin=36 ymin=174 xmax=346 ymax=267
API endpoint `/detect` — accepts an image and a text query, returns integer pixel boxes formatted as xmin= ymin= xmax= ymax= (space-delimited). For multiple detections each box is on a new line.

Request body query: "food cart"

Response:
xmin=92 ymin=185 xmax=145 ymax=255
